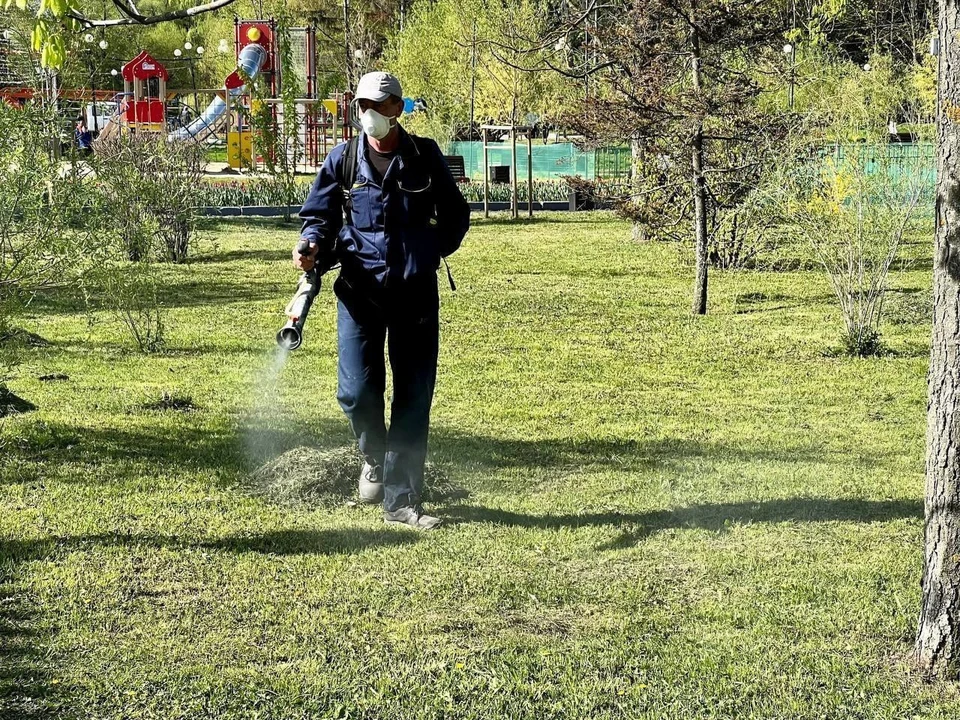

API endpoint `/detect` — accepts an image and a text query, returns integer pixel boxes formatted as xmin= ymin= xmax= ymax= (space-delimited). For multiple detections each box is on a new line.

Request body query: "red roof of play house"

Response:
xmin=121 ymin=51 xmax=168 ymax=82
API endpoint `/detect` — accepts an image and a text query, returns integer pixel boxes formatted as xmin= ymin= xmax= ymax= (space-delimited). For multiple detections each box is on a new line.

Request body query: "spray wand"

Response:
xmin=276 ymin=239 xmax=321 ymax=351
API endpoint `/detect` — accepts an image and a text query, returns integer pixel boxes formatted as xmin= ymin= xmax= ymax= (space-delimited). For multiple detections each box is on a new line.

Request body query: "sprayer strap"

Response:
xmin=340 ymin=136 xmax=360 ymax=225
xmin=443 ymin=258 xmax=456 ymax=292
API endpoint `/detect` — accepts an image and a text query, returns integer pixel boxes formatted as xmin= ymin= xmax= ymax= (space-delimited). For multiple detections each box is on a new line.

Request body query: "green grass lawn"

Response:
xmin=0 ymin=212 xmax=953 ymax=718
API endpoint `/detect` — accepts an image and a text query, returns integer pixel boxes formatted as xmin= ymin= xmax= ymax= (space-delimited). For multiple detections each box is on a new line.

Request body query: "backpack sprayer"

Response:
xmin=276 ymin=239 xmax=321 ymax=351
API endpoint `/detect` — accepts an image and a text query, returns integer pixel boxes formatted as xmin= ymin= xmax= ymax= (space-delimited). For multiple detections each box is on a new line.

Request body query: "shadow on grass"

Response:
xmin=447 ymin=497 xmax=922 ymax=548
xmin=429 ymin=431 xmax=838 ymax=473
xmin=202 ymin=528 xmax=417 ymax=554
xmin=3 ymin=417 xmax=875 ymax=491
xmin=0 ymin=525 xmax=414 ymax=712
xmin=153 ymin=277 xmax=282 ymax=310
xmin=884 ymin=341 xmax=932 ymax=359
xmin=59 ymin=528 xmax=418 ymax=556
xmin=25 ymin=275 xmax=282 ymax=316
xmin=0 ymin=416 xmax=354 ymax=486
xmin=0 ymin=540 xmax=55 ymax=719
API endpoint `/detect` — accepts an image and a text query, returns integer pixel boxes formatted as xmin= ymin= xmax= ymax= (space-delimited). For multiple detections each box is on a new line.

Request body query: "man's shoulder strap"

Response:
xmin=337 ymin=133 xmax=436 ymax=190
xmin=339 ymin=135 xmax=359 ymax=191
xmin=337 ymin=136 xmax=359 ymax=223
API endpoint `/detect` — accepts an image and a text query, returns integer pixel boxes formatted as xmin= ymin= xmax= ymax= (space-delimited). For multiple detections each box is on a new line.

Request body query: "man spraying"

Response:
xmin=294 ymin=72 xmax=470 ymax=530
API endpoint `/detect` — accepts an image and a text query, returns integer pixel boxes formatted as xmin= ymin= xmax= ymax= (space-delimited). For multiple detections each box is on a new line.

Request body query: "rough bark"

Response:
xmin=630 ymin=136 xmax=648 ymax=243
xmin=915 ymin=0 xmax=960 ymax=676
xmin=690 ymin=25 xmax=708 ymax=316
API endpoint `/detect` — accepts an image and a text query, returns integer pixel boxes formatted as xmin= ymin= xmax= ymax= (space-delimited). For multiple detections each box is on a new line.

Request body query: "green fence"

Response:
xmin=444 ymin=141 xmax=937 ymax=193
xmin=446 ymin=142 xmax=631 ymax=181
xmin=814 ymin=142 xmax=936 ymax=203
xmin=831 ymin=142 xmax=935 ymax=180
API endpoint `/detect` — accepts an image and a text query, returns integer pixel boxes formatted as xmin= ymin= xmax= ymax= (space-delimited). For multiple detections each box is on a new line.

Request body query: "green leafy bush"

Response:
xmin=0 ymin=103 xmax=98 ymax=348
xmin=782 ymin=145 xmax=923 ymax=356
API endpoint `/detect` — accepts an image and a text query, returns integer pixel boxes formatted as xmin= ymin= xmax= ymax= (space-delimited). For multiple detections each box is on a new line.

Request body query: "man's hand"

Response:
xmin=293 ymin=239 xmax=318 ymax=271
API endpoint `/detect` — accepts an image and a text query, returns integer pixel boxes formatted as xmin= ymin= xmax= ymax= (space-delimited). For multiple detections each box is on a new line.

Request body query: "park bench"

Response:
xmin=443 ymin=155 xmax=470 ymax=183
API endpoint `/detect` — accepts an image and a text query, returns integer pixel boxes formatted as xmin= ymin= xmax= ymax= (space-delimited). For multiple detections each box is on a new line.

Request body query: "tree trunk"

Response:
xmin=690 ymin=27 xmax=708 ymax=316
xmin=915 ymin=0 xmax=960 ymax=676
xmin=630 ymin=135 xmax=647 ymax=243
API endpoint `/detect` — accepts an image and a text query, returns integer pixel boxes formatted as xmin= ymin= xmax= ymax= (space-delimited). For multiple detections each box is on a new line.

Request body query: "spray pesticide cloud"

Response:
xmin=245 ymin=239 xmax=322 ymax=464
xmin=244 ymin=344 xmax=292 ymax=466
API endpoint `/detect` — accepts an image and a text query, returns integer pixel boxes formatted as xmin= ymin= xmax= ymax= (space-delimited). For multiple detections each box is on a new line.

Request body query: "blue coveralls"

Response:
xmin=298 ymin=128 xmax=470 ymax=511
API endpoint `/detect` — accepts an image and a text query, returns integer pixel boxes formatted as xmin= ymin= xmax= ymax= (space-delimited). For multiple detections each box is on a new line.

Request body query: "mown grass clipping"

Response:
xmin=250 ymin=446 xmax=467 ymax=507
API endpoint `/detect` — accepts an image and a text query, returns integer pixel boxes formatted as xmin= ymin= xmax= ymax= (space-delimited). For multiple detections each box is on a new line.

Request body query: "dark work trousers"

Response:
xmin=336 ymin=294 xmax=439 ymax=512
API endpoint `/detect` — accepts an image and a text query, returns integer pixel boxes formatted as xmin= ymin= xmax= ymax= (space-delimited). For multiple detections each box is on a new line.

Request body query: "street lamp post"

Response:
xmin=353 ymin=47 xmax=363 ymax=78
xmin=175 ymin=44 xmax=203 ymax=114
xmin=83 ymin=34 xmax=108 ymax=133
xmin=782 ymin=43 xmax=794 ymax=110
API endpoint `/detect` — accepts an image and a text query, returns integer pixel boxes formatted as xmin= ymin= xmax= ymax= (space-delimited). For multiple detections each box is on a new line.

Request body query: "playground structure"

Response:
xmin=86 ymin=18 xmax=355 ymax=173
xmin=118 ymin=50 xmax=167 ymax=135
xmin=218 ymin=19 xmax=354 ymax=173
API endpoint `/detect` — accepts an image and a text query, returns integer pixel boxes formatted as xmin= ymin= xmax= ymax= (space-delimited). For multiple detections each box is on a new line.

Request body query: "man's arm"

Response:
xmin=295 ymin=144 xmax=345 ymax=272
xmin=425 ymin=139 xmax=470 ymax=258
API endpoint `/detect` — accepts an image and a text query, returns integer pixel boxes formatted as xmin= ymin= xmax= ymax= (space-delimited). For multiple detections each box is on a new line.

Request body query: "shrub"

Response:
xmin=94 ymin=134 xmax=205 ymax=263
xmin=0 ymin=103 xmax=98 ymax=348
xmin=88 ymin=135 xmax=208 ymax=350
xmin=783 ymin=146 xmax=922 ymax=356
xmin=708 ymin=190 xmax=783 ymax=270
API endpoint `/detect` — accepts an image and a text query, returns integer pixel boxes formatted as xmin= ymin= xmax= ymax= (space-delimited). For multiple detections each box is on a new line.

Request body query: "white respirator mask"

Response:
xmin=360 ymin=108 xmax=394 ymax=140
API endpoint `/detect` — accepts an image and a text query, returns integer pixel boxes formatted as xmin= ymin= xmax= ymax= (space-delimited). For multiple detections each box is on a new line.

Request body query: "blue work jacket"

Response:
xmin=298 ymin=128 xmax=470 ymax=297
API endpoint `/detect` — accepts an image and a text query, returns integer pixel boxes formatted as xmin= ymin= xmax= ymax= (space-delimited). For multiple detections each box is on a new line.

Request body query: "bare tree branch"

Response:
xmin=460 ymin=0 xmax=618 ymax=57
xmin=68 ymin=0 xmax=237 ymax=28
xmin=542 ymin=56 xmax=619 ymax=79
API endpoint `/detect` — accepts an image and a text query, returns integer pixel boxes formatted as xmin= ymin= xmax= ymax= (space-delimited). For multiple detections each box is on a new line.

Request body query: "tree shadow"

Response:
xmin=428 ymin=430 xmax=839 ymax=473
xmin=0 ymin=540 xmax=55 ymax=719
xmin=763 ymin=257 xmax=826 ymax=273
xmin=23 ymin=275 xmax=282 ymax=316
xmin=3 ymin=419 xmax=885 ymax=495
xmin=153 ymin=277 xmax=282 ymax=310
xmin=0 ymin=416 xmax=354 ymax=487
xmin=0 ymin=388 xmax=36 ymax=418
xmin=884 ymin=341 xmax=931 ymax=359
xmin=59 ymin=528 xmax=418 ymax=556
xmin=200 ymin=528 xmax=418 ymax=555
xmin=447 ymin=497 xmax=922 ymax=549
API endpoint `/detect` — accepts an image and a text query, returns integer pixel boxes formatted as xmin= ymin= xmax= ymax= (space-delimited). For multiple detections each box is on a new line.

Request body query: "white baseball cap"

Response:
xmin=356 ymin=71 xmax=403 ymax=102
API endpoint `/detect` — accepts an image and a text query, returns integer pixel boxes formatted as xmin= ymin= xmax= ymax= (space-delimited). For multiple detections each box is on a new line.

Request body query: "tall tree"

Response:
xmin=386 ymin=0 xmax=574 ymax=139
xmin=915 ymin=0 xmax=960 ymax=677
xmin=545 ymin=0 xmax=790 ymax=314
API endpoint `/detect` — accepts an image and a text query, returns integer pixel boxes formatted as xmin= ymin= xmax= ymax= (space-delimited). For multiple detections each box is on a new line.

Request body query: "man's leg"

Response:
xmin=383 ymin=308 xmax=439 ymax=513
xmin=336 ymin=300 xmax=388 ymax=471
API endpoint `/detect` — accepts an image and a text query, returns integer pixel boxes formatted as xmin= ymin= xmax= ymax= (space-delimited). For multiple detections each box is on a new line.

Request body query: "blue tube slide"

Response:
xmin=168 ymin=43 xmax=267 ymax=142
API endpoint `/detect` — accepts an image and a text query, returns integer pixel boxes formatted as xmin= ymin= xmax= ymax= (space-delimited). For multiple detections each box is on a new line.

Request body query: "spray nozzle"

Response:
xmin=276 ymin=324 xmax=302 ymax=351
xmin=276 ymin=266 xmax=321 ymax=351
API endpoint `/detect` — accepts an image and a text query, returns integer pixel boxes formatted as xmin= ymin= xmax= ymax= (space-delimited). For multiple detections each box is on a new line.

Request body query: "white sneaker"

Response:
xmin=384 ymin=505 xmax=442 ymax=531
xmin=359 ymin=462 xmax=384 ymax=504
